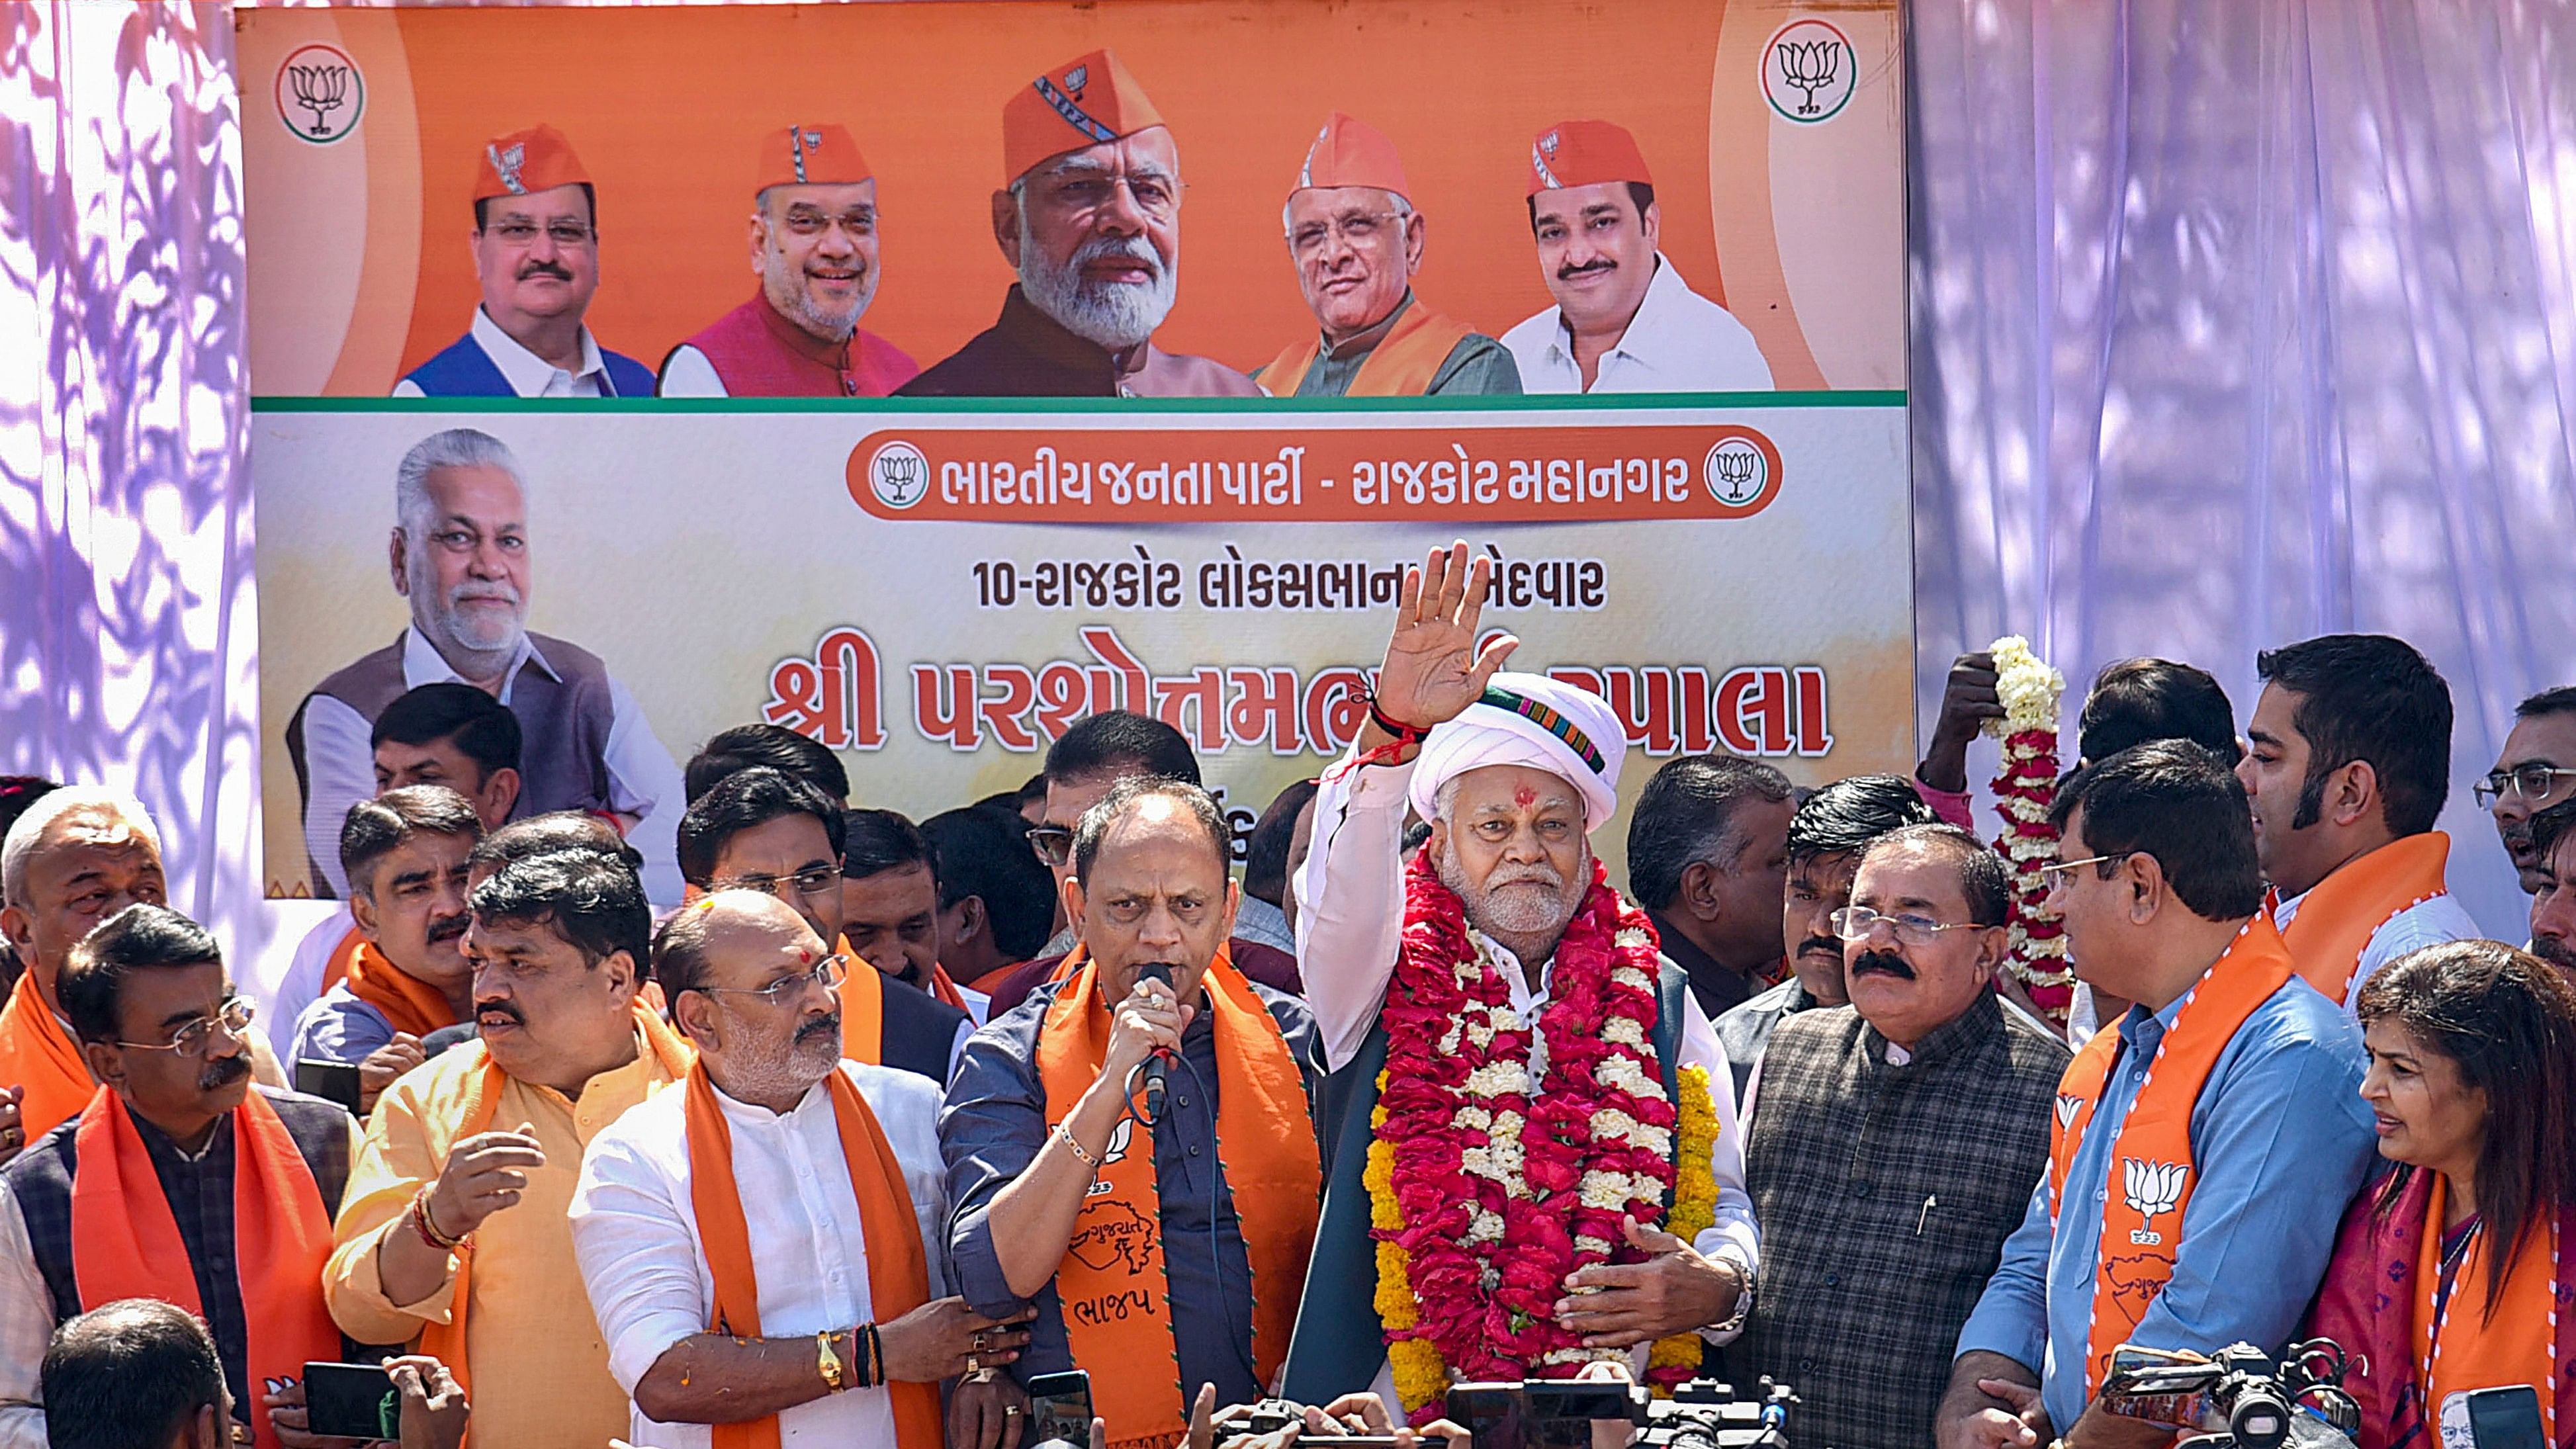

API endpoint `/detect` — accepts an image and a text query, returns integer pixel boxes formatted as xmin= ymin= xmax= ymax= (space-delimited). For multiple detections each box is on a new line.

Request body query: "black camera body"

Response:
xmin=2101 ymin=1339 xmax=2361 ymax=1449
xmin=1638 ymin=1377 xmax=1795 ymax=1449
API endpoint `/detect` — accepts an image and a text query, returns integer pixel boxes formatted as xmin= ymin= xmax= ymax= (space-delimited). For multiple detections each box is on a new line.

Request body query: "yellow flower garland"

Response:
xmin=1368 ymin=1064 xmax=1726 ymax=1411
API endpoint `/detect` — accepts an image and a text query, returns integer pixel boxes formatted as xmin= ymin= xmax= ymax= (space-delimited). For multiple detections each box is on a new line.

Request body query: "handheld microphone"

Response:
xmin=1137 ymin=962 xmax=1175 ymax=1120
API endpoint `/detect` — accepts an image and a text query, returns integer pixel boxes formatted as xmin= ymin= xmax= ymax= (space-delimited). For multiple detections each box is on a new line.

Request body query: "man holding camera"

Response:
xmin=1939 ymin=743 xmax=2376 ymax=1449
xmin=941 ymin=777 xmax=1321 ymax=1449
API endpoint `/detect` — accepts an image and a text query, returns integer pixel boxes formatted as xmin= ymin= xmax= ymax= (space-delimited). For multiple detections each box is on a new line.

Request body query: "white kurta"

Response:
xmin=569 ymin=1060 xmax=950 ymax=1449
xmin=1291 ymin=748 xmax=1763 ymax=1408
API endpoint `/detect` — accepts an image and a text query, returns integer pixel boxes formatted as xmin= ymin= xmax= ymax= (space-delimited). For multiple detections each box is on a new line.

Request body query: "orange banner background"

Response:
xmin=236 ymin=0 xmax=1899 ymax=390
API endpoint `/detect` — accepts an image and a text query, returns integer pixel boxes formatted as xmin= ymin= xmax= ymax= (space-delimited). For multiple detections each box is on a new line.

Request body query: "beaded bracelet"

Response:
xmin=408 ymin=1187 xmax=467 ymax=1252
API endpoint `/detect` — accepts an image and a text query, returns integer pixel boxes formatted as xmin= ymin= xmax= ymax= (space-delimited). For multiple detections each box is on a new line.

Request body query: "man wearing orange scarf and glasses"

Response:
xmin=942 ymin=778 xmax=1321 ymax=1449
xmin=574 ymin=889 xmax=1016 ymax=1449
xmin=0 ymin=904 xmax=363 ymax=1448
xmin=324 ymin=845 xmax=690 ymax=1448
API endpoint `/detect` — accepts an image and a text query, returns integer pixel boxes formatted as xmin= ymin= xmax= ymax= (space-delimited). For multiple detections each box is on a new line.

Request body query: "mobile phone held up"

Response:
xmin=300 ymin=1362 xmax=400 ymax=1442
xmin=1026 ymin=1369 xmax=1094 ymax=1449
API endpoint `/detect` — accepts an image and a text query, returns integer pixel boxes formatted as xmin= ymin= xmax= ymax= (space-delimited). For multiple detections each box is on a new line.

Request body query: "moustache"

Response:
xmin=474 ymin=998 xmax=526 ymax=1028
xmin=1556 ymin=259 xmax=1617 ymax=282
xmin=1073 ymin=231 xmax=1165 ymax=283
xmin=426 ymin=914 xmax=468 ymax=945
xmin=449 ymin=583 xmax=520 ymax=607
xmin=1850 ymin=949 xmax=1916 ymax=981
xmin=197 ymin=1053 xmax=252 ymax=1092
xmin=2503 ymin=820 xmax=2536 ymax=850
xmin=2535 ymin=935 xmax=2576 ymax=972
xmin=795 ymin=1012 xmax=841 ymax=1047
xmin=1795 ymin=934 xmax=1843 ymax=961
xmin=1485 ymin=864 xmax=1568 ymax=891
xmin=517 ymin=261 xmax=574 ymax=282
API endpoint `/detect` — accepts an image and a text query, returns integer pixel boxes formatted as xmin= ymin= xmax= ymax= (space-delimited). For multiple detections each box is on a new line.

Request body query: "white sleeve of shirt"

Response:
xmin=654 ymin=346 xmax=729 ymax=398
xmin=2344 ymin=893 xmax=2485 ymax=1016
xmin=1675 ymin=990 xmax=1760 ymax=1292
xmin=600 ymin=675 xmax=689 ymax=903
xmin=390 ymin=378 xmax=426 ymax=399
xmin=0 ymin=1184 xmax=56 ymax=1448
xmin=568 ymin=1106 xmax=709 ymax=1395
xmin=298 ymin=693 xmax=378 ymax=899
xmin=1294 ymin=750 xmax=1415 ymax=1072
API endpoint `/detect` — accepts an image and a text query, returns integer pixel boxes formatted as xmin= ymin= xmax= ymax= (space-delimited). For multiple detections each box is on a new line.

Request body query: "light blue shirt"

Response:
xmin=1955 ymin=967 xmax=2376 ymax=1432
xmin=287 ymin=981 xmax=397 ymax=1068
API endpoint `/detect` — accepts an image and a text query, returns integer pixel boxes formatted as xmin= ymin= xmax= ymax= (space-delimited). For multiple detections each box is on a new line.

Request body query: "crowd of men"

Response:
xmin=9 ymin=543 xmax=2576 ymax=1449
xmin=394 ymin=47 xmax=1775 ymax=402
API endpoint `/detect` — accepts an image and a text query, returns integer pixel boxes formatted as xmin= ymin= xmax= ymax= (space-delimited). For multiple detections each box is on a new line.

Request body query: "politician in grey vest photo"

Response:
xmin=286 ymin=427 xmax=687 ymax=901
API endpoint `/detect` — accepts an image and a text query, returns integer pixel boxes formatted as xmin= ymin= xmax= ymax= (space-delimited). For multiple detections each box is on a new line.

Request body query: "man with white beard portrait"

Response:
xmin=901 ymin=49 xmax=1259 ymax=398
xmin=287 ymin=427 xmax=688 ymax=900
xmin=659 ymin=124 xmax=920 ymax=397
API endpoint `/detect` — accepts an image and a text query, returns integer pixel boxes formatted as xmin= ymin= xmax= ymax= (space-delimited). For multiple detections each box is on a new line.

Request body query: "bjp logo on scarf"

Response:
xmin=2121 ymin=1158 xmax=2188 ymax=1244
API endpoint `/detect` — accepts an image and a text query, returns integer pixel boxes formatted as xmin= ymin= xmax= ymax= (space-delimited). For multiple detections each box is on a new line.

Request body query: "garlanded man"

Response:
xmin=0 ymin=906 xmax=359 ymax=1449
xmin=289 ymin=787 xmax=484 ymax=1112
xmin=1281 ymin=543 xmax=1757 ymax=1421
xmin=287 ymin=427 xmax=686 ymax=900
xmin=1714 ymin=774 xmax=1935 ymax=1098
xmin=269 ymin=682 xmax=523 ymax=1058
xmin=396 ymin=124 xmax=656 ymax=398
xmin=571 ymin=890 xmax=1012 ymax=1449
xmin=942 ymin=778 xmax=1321 ymax=1448
xmin=1736 ymin=824 xmax=2069 ymax=1449
xmin=2238 ymin=635 xmax=2477 ymax=1009
xmin=324 ymin=846 xmax=689 ymax=1448
xmin=0 ymin=791 xmax=287 ymax=1157
xmin=1257 ymin=114 xmax=1517 ymax=398
xmin=1624 ymin=755 xmax=1793 ymax=1018
xmin=2483 ymin=685 xmax=2576 ymax=893
xmin=901 ymin=50 xmax=1257 ymax=398
xmin=659 ymin=125 xmax=920 ymax=398
xmin=1942 ymin=742 xmax=2376 ymax=1449
xmin=841 ymin=810 xmax=989 ymax=1024
xmin=1500 ymin=122 xmax=1772 ymax=394
xmin=680 ymin=769 xmax=970 ymax=1084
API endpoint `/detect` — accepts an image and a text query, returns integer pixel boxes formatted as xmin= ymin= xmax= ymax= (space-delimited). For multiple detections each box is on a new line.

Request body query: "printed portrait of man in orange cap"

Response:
xmin=1501 ymin=120 xmax=1774 ymax=395
xmin=395 ymin=124 xmax=658 ymax=398
xmin=1256 ymin=113 xmax=1518 ymax=398
xmin=901 ymin=49 xmax=1257 ymax=398
xmin=658 ymin=124 xmax=921 ymax=398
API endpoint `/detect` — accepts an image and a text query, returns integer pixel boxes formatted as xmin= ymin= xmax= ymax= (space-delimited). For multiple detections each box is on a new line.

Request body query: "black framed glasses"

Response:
xmin=1828 ymin=906 xmax=1988 ymax=947
xmin=1028 ymin=826 xmax=1075 ymax=869
xmin=693 ymin=953 xmax=848 ymax=1010
xmin=114 ymin=997 xmax=255 ymax=1057
xmin=710 ymin=865 xmax=842 ymax=901
xmin=2475 ymin=765 xmax=2576 ymax=808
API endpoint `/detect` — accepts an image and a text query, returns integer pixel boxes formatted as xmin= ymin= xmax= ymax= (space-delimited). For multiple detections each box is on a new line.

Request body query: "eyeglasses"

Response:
xmin=693 ymin=952 xmax=849 ymax=1010
xmin=1288 ymin=211 xmax=1405 ymax=257
xmin=2475 ymin=765 xmax=2576 ymax=808
xmin=1828 ymin=906 xmax=1990 ymax=946
xmin=2038 ymin=850 xmax=2137 ymax=884
xmin=114 ymin=997 xmax=255 ymax=1058
xmin=487 ymin=220 xmax=595 ymax=247
xmin=711 ymin=865 xmax=843 ymax=901
xmin=1028 ymin=826 xmax=1075 ymax=869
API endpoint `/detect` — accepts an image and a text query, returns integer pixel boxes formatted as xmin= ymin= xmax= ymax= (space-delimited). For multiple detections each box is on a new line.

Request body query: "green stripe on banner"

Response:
xmin=249 ymin=390 xmax=1908 ymax=416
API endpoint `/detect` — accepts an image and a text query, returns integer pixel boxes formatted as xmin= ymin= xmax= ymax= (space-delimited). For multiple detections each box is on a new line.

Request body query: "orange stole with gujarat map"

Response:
xmin=1261 ymin=303 xmax=1475 ymax=397
xmin=1034 ymin=950 xmax=1319 ymax=1449
xmin=2046 ymin=916 xmax=2298 ymax=1397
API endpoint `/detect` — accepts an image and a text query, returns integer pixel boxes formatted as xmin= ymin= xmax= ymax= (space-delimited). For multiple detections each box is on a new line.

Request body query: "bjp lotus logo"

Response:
xmin=275 ymin=44 xmax=365 ymax=146
xmin=2121 ymin=1158 xmax=2188 ymax=1244
xmin=2053 ymin=1094 xmax=2083 ymax=1132
xmin=1083 ymin=1116 xmax=1133 ymax=1198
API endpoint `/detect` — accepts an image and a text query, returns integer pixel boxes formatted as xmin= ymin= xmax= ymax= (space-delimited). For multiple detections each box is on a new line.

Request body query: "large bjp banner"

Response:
xmin=242 ymin=0 xmax=1909 ymax=904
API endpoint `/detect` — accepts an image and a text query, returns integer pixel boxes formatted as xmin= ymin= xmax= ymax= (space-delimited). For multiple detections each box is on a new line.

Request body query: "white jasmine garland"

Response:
xmin=1984 ymin=636 xmax=2066 ymax=736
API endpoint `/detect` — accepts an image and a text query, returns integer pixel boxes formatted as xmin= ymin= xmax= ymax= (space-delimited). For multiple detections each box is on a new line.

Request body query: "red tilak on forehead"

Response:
xmin=797 ymin=944 xmax=817 ymax=965
xmin=1513 ymin=785 xmax=1538 ymax=808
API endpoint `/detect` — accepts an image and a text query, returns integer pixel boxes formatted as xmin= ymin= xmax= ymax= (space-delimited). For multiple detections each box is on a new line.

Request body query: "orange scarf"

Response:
xmin=1261 ymin=301 xmax=1476 ymax=397
xmin=1034 ymin=947 xmax=1320 ymax=1449
xmin=836 ymin=941 xmax=888 ymax=1064
xmin=0 ymin=970 xmax=98 ymax=1143
xmin=2276 ymin=833 xmax=2452 ymax=1006
xmin=343 ymin=941 xmax=464 ymax=1039
xmin=2413 ymin=1176 xmax=2561 ymax=1441
xmin=410 ymin=1002 xmax=691 ymax=1413
xmin=2047 ymin=916 xmax=2298 ymax=1397
xmin=927 ymin=965 xmax=971 ymax=1014
xmin=682 ymin=1058 xmax=940 ymax=1449
xmin=72 ymin=1088 xmax=341 ymax=1449
xmin=321 ymin=925 xmax=363 ymax=996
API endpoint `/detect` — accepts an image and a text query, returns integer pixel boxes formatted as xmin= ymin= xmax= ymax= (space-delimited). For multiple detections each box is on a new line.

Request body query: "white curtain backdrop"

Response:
xmin=5 ymin=1 xmax=2574 ymax=986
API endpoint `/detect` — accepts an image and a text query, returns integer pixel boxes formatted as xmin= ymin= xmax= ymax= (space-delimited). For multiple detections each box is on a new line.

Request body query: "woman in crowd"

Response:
xmin=2309 ymin=940 xmax=2576 ymax=1449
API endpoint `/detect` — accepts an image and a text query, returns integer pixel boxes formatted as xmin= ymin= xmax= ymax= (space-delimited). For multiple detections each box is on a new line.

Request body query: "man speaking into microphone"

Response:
xmin=942 ymin=777 xmax=1323 ymax=1449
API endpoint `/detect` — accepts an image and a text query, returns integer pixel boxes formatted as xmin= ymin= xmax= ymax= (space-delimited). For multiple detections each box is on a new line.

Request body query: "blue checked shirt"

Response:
xmin=1955 ymin=973 xmax=2377 ymax=1432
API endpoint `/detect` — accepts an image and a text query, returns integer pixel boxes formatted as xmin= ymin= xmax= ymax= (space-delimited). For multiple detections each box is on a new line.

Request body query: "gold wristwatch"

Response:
xmin=818 ymin=1329 xmax=848 ymax=1392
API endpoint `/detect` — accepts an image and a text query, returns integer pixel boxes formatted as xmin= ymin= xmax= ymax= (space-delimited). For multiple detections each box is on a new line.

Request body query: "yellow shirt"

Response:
xmin=324 ymin=1034 xmax=680 ymax=1448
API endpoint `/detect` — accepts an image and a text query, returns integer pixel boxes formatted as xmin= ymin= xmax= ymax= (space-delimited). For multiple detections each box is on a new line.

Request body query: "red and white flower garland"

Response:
xmin=1984 ymin=636 xmax=2072 ymax=1024
xmin=1372 ymin=846 xmax=1680 ymax=1419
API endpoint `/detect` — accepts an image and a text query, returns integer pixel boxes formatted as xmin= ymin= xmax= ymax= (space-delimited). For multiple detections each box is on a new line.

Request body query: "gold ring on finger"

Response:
xmin=967 ymin=1354 xmax=982 ymax=1376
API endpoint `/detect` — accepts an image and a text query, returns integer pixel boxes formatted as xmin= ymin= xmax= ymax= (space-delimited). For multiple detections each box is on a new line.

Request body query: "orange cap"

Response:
xmin=1002 ymin=49 xmax=1167 ymax=183
xmin=755 ymin=124 xmax=873 ymax=194
xmin=474 ymin=124 xmax=592 ymax=203
xmin=1526 ymin=119 xmax=1654 ymax=196
xmin=1293 ymin=112 xmax=1411 ymax=201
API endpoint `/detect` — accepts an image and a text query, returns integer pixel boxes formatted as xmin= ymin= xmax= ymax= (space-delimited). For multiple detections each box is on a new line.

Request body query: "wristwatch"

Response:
xmin=1709 ymin=1262 xmax=1754 ymax=1336
xmin=818 ymin=1329 xmax=848 ymax=1393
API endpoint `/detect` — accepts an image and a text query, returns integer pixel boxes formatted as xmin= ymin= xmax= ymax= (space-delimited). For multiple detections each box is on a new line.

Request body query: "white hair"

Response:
xmin=1 ymin=787 xmax=162 ymax=908
xmin=395 ymin=428 xmax=531 ymax=539
xmin=1280 ymin=187 xmax=1411 ymax=239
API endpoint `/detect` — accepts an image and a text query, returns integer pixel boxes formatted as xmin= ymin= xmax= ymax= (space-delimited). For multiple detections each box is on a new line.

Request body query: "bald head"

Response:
xmin=1 ymin=791 xmax=169 ymax=992
xmin=656 ymin=889 xmax=842 ymax=1107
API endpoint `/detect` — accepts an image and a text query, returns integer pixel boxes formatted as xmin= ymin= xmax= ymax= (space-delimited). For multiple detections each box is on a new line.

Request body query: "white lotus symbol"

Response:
xmin=1102 ymin=1115 xmax=1133 ymax=1166
xmin=2122 ymin=1158 xmax=2188 ymax=1221
xmin=2053 ymin=1095 xmax=2082 ymax=1131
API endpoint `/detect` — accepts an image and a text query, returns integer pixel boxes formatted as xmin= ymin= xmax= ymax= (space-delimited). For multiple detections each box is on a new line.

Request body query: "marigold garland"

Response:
xmin=1642 ymin=1063 xmax=1719 ymax=1393
xmin=1982 ymin=636 xmax=2072 ymax=1026
xmin=1366 ymin=1073 xmax=1451 ymax=1412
